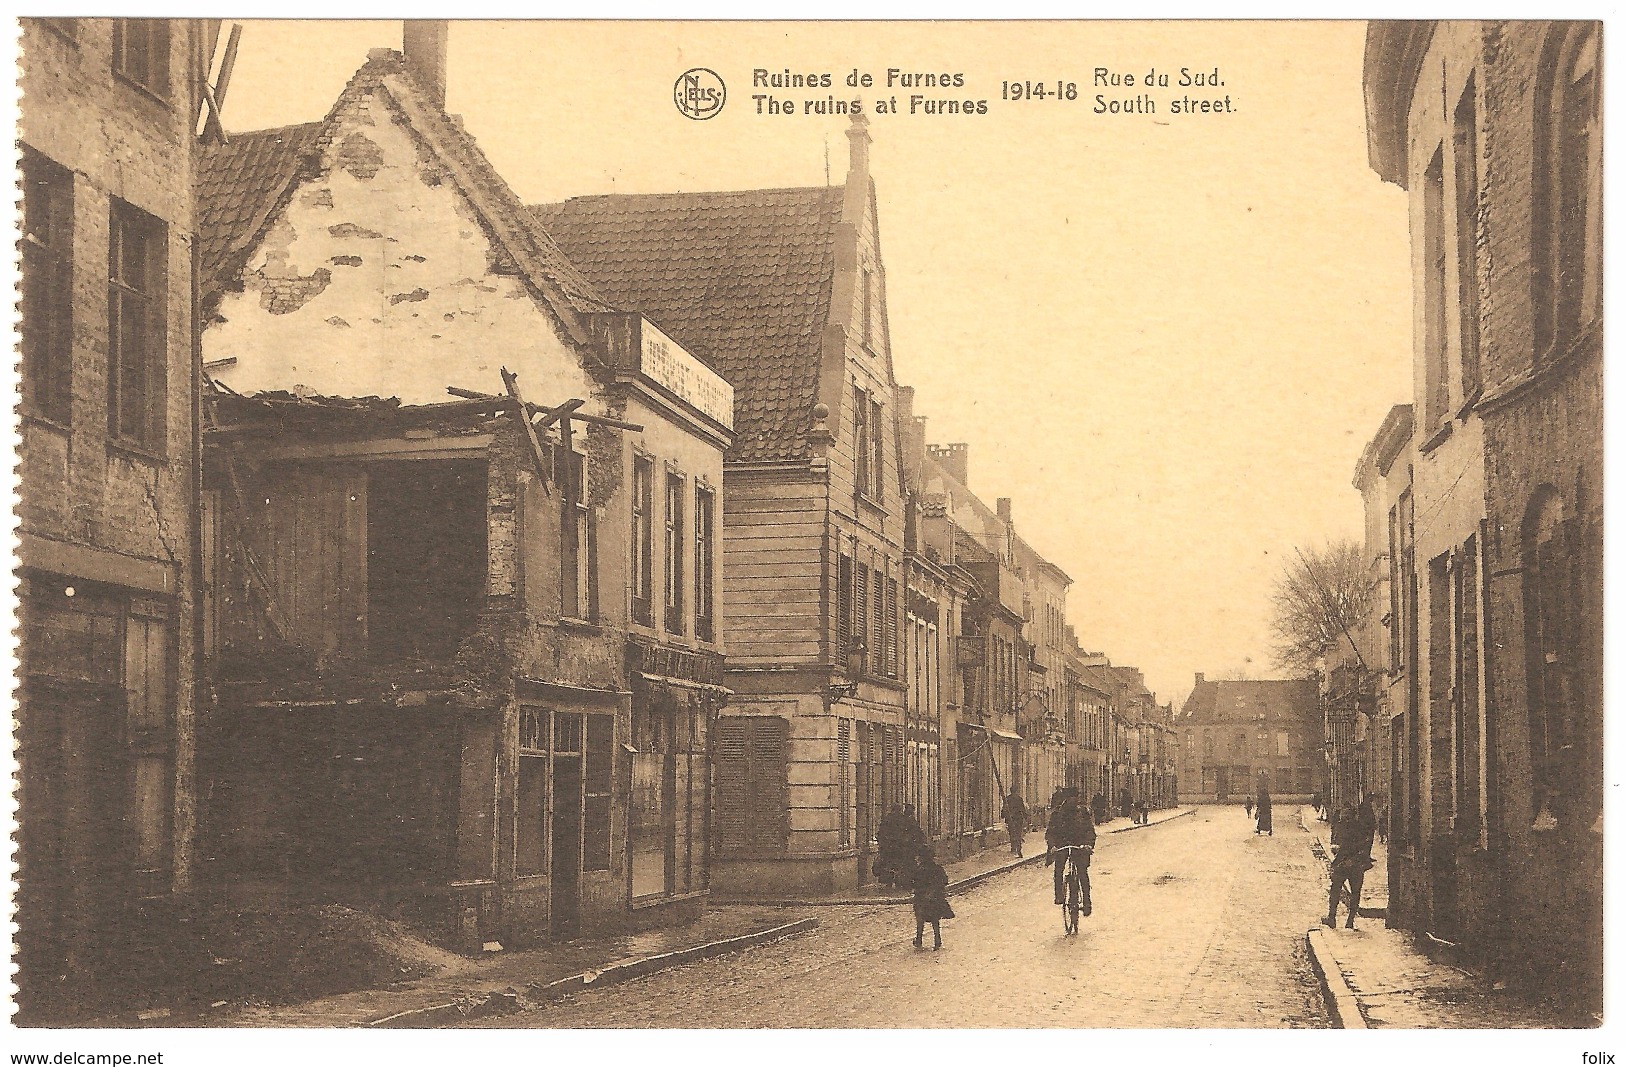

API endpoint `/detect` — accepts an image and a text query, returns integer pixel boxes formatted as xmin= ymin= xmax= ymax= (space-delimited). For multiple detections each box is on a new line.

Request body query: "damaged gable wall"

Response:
xmin=205 ymin=81 xmax=595 ymax=406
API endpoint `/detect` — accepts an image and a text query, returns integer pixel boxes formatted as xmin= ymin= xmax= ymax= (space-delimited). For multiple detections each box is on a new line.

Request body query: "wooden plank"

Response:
xmin=500 ymin=368 xmax=554 ymax=489
xmin=447 ymin=385 xmax=641 ymax=431
xmin=724 ymin=590 xmax=824 ymax=610
xmin=724 ymin=562 xmax=825 ymax=580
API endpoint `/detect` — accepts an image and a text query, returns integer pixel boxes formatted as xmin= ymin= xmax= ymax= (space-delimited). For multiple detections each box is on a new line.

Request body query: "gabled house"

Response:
xmin=194 ymin=27 xmax=732 ymax=945
xmin=535 ymin=116 xmax=913 ymax=895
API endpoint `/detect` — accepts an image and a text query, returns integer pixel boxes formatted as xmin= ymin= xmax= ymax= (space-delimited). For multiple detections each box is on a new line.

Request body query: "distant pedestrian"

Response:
xmin=1324 ymin=798 xmax=1377 ymax=929
xmin=911 ymin=845 xmax=952 ymax=950
xmin=1118 ymin=786 xmax=1133 ymax=820
xmin=1002 ymin=791 xmax=1028 ymax=857
xmin=875 ymin=804 xmax=924 ymax=888
xmin=1255 ymin=788 xmax=1273 ymax=836
xmin=1091 ymin=793 xmax=1109 ymax=825
xmin=1137 ymin=799 xmax=1150 ymax=825
xmin=1312 ymin=792 xmax=1324 ymax=818
xmin=1243 ymin=796 xmax=1255 ymax=819
xmin=1376 ymin=801 xmax=1389 ymax=846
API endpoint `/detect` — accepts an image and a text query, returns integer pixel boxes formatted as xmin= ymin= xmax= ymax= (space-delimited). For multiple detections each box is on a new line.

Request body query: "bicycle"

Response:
xmin=1053 ymin=844 xmax=1093 ymax=935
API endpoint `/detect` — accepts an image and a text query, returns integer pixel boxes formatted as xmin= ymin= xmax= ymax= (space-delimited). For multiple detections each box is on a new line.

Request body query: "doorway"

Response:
xmin=550 ymin=712 xmax=584 ymax=938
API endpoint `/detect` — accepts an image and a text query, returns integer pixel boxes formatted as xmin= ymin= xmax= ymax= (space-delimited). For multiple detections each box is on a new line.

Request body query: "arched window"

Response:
xmin=1522 ymin=486 xmax=1576 ymax=825
xmin=1534 ymin=22 xmax=1601 ymax=356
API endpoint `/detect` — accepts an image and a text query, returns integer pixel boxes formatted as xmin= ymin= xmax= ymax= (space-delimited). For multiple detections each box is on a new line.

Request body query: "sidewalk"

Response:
xmin=198 ymin=906 xmax=816 ymax=1028
xmin=726 ymin=807 xmax=1196 ymax=907
xmin=1298 ymin=806 xmax=1575 ymax=1029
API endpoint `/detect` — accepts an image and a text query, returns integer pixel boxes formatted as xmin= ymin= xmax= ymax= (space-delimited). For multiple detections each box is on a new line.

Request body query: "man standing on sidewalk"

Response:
xmin=1324 ymin=798 xmax=1377 ymax=929
xmin=1001 ymin=791 xmax=1028 ymax=857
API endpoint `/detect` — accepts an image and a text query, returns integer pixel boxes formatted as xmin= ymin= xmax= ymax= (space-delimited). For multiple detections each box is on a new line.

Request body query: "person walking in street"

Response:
xmin=1255 ymin=785 xmax=1273 ymax=836
xmin=1375 ymin=798 xmax=1389 ymax=846
xmin=1045 ymin=789 xmax=1097 ymax=911
xmin=1118 ymin=786 xmax=1133 ymax=821
xmin=911 ymin=845 xmax=952 ymax=950
xmin=1001 ymin=791 xmax=1028 ymax=857
xmin=1137 ymin=798 xmax=1150 ymax=826
xmin=1324 ymin=798 xmax=1377 ymax=929
xmin=1091 ymin=792 xmax=1108 ymax=826
xmin=1243 ymin=795 xmax=1255 ymax=820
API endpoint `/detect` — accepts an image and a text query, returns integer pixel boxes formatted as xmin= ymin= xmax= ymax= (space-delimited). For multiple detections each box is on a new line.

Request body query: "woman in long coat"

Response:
xmin=1254 ymin=787 xmax=1274 ymax=835
xmin=911 ymin=845 xmax=952 ymax=950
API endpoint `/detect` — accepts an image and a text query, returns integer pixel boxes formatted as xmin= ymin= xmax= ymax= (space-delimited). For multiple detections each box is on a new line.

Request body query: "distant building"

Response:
xmin=1364 ymin=20 xmax=1601 ymax=1010
xmin=16 ymin=17 xmax=209 ymax=1015
xmin=1177 ymin=675 xmax=1323 ymax=802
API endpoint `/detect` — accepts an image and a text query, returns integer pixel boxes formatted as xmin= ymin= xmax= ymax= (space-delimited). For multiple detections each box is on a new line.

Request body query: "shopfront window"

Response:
xmin=631 ymin=689 xmax=710 ymax=899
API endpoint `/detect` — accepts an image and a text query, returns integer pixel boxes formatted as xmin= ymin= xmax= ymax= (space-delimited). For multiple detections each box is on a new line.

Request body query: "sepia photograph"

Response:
xmin=5 ymin=11 xmax=1608 ymax=1052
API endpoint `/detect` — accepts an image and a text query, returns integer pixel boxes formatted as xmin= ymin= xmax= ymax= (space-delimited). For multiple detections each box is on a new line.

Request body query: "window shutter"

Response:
xmin=871 ymin=567 xmax=884 ymax=676
xmin=838 ymin=718 xmax=852 ymax=848
xmin=715 ymin=717 xmax=788 ymax=855
xmin=884 ymin=576 xmax=899 ymax=678
xmin=837 ymin=554 xmax=853 ymax=664
xmin=854 ymin=565 xmax=869 ymax=670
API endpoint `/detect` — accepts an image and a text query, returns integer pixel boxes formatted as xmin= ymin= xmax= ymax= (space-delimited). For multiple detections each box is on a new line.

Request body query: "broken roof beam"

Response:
xmin=500 ymin=367 xmax=555 ymax=490
xmin=445 ymin=386 xmax=644 ymax=432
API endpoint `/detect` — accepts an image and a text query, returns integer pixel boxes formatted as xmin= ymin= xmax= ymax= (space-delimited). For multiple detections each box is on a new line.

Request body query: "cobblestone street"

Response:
xmin=475 ymin=807 xmax=1330 ymax=1029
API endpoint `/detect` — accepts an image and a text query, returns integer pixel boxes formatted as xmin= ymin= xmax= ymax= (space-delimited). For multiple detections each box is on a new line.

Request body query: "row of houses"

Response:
xmin=14 ymin=18 xmax=1174 ymax=1012
xmin=1328 ymin=20 xmax=1600 ymax=1014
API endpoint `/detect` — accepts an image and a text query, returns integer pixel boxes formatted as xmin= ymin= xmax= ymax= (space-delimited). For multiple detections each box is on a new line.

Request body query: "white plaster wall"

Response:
xmin=206 ymin=86 xmax=594 ymax=407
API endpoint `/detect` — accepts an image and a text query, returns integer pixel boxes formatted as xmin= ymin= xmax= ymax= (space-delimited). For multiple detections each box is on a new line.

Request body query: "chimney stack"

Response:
xmin=926 ymin=442 xmax=968 ymax=487
xmin=1195 ymin=672 xmax=1205 ymax=685
xmin=403 ymin=20 xmax=449 ymax=110
xmin=846 ymin=110 xmax=871 ymax=186
xmin=996 ymin=497 xmax=1013 ymax=524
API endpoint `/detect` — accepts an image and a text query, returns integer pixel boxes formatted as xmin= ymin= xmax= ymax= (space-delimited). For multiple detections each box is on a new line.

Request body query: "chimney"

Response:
xmin=403 ymin=20 xmax=449 ymax=110
xmin=846 ymin=110 xmax=871 ymax=186
xmin=1195 ymin=672 xmax=1205 ymax=685
xmin=996 ymin=497 xmax=1013 ymax=524
xmin=927 ymin=442 xmax=968 ymax=487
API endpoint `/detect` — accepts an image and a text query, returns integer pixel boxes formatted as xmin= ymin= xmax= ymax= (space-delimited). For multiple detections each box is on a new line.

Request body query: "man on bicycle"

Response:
xmin=1045 ymin=788 xmax=1097 ymax=911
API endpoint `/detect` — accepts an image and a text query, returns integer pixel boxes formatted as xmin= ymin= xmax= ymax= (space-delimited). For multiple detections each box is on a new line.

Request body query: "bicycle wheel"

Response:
xmin=1063 ymin=862 xmax=1081 ymax=935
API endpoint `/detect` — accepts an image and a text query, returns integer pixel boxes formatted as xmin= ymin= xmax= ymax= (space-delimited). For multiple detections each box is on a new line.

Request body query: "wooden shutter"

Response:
xmin=837 ymin=554 xmax=853 ymax=664
xmin=715 ymin=717 xmax=788 ymax=854
xmin=884 ymin=576 xmax=899 ymax=678
xmin=854 ymin=565 xmax=869 ymax=670
xmin=838 ymin=718 xmax=852 ymax=848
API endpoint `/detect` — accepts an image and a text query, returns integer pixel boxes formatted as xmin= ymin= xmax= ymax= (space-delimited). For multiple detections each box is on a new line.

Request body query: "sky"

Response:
xmin=220 ymin=20 xmax=1414 ymax=706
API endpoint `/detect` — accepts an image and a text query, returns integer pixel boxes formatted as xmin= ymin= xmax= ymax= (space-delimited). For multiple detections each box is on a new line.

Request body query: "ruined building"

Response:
xmin=193 ymin=28 xmax=732 ymax=945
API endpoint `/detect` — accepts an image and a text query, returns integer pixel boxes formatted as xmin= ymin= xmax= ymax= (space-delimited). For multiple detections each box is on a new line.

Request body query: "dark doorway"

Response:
xmin=551 ymin=712 xmax=585 ymax=937
xmin=1214 ymin=766 xmax=1231 ymax=800
xmin=366 ymin=460 xmax=487 ymax=663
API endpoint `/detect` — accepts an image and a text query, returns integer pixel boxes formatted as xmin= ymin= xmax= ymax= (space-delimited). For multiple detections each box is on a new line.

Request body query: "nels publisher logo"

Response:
xmin=675 ymin=68 xmax=726 ymax=120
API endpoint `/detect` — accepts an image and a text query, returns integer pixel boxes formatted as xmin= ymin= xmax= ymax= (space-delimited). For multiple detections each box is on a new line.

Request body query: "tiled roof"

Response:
xmin=1179 ymin=678 xmax=1319 ymax=725
xmin=198 ymin=122 xmax=324 ymax=291
xmin=531 ymin=186 xmax=846 ymax=463
xmin=195 ymin=51 xmax=613 ymax=336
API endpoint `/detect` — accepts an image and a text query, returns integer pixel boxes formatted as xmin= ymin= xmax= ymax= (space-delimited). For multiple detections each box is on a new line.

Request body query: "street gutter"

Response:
xmin=368 ymin=916 xmax=820 ymax=1027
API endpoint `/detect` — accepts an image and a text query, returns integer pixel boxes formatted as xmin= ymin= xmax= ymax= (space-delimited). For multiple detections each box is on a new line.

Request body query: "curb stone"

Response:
xmin=1306 ymin=926 xmax=1368 ymax=1030
xmin=1107 ymin=808 xmax=1195 ymax=833
xmin=368 ymin=916 xmax=820 ymax=1027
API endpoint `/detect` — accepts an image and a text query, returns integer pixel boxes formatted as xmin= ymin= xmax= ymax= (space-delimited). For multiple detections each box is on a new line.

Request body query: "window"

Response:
xmin=1523 ymin=489 xmax=1576 ymax=824
xmin=113 ymin=19 xmax=171 ymax=98
xmin=837 ymin=553 xmax=854 ymax=666
xmin=883 ymin=576 xmax=899 ymax=678
xmin=854 ymin=384 xmax=871 ymax=497
xmin=560 ymin=445 xmax=596 ymax=620
xmin=631 ymin=693 xmax=710 ymax=898
xmin=869 ymin=395 xmax=885 ymax=501
xmin=1422 ymin=147 xmax=1448 ymax=426
xmin=664 ymin=474 xmax=685 ymax=633
xmin=516 ymin=708 xmax=550 ymax=876
xmin=715 ymin=716 xmax=789 ymax=854
xmin=695 ymin=485 xmax=716 ymax=643
xmin=21 ymin=150 xmax=73 ymax=424
xmin=861 ymin=266 xmax=873 ymax=344
xmin=1535 ymin=24 xmax=1601 ymax=353
xmin=854 ymin=563 xmax=870 ymax=672
xmin=108 ymin=200 xmax=167 ymax=449
xmin=1453 ymin=78 xmax=1482 ymax=401
xmin=1454 ymin=535 xmax=1483 ymax=837
xmin=1388 ymin=504 xmax=1403 ymax=673
xmin=631 ymin=456 xmax=654 ymax=625
xmin=1276 ymin=731 xmax=1290 ymax=757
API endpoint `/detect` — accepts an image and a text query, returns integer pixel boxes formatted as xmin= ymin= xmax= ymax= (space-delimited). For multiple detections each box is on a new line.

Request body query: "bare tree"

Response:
xmin=1269 ymin=538 xmax=1377 ymax=677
